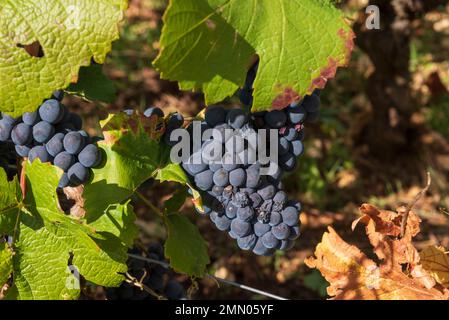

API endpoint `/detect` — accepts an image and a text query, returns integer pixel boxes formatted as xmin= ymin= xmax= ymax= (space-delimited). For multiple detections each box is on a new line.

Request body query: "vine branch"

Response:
xmin=127 ymin=254 xmax=288 ymax=301
xmin=400 ymin=172 xmax=431 ymax=237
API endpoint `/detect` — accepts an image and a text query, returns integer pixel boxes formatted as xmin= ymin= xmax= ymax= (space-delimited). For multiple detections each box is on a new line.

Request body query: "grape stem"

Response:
xmin=127 ymin=253 xmax=288 ymax=300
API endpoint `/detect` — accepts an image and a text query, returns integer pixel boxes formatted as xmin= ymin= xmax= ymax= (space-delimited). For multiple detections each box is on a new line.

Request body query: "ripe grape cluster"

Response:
xmin=106 ymin=243 xmax=186 ymax=300
xmin=0 ymin=91 xmax=102 ymax=188
xmin=157 ymin=89 xmax=321 ymax=255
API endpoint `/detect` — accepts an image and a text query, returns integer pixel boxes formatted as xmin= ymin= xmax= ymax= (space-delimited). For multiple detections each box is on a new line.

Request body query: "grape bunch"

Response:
xmin=0 ymin=91 xmax=102 ymax=188
xmin=105 ymin=243 xmax=186 ymax=300
xmin=172 ymin=106 xmax=304 ymax=256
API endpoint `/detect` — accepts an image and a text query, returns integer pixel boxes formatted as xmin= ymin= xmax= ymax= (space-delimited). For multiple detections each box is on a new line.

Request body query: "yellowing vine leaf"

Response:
xmin=154 ymin=0 xmax=354 ymax=110
xmin=0 ymin=0 xmax=127 ymax=117
xmin=420 ymin=246 xmax=449 ymax=288
xmin=306 ymin=204 xmax=449 ymax=300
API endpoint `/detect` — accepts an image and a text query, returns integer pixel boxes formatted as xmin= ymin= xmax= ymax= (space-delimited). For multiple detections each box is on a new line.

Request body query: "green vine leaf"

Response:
xmin=153 ymin=0 xmax=354 ymax=110
xmin=164 ymin=213 xmax=210 ymax=278
xmin=0 ymin=243 xmax=12 ymax=286
xmin=0 ymin=0 xmax=127 ymax=117
xmin=66 ymin=64 xmax=117 ymax=103
xmin=82 ymin=112 xmax=169 ymax=219
xmin=0 ymin=162 xmax=130 ymax=300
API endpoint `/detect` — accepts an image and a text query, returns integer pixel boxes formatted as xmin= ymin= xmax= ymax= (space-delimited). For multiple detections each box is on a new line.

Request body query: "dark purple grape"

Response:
xmin=261 ymin=232 xmax=280 ymax=249
xmin=272 ymin=223 xmax=290 ymax=240
xmin=302 ymin=94 xmax=320 ymax=113
xmin=54 ymin=151 xmax=75 ymax=172
xmin=254 ymin=221 xmax=271 ymax=237
xmin=15 ymin=145 xmax=31 ymax=157
xmin=194 ymin=169 xmax=214 ymax=191
xmin=11 ymin=123 xmax=32 ymax=146
xmin=237 ymin=206 xmax=254 ymax=222
xmin=63 ymin=131 xmax=85 ymax=155
xmin=237 ymin=234 xmax=257 ymax=251
xmin=281 ymin=206 xmax=299 ymax=227
xmin=78 ymin=144 xmax=102 ymax=168
xmin=33 ymin=121 xmax=55 ymax=143
xmin=230 ymin=219 xmax=251 ymax=237
xmin=264 ymin=110 xmax=287 ymax=128
xmin=229 ymin=168 xmax=246 ymax=187
xmin=212 ymin=168 xmax=229 ymax=187
xmin=45 ymin=132 xmax=65 ymax=157
xmin=67 ymin=162 xmax=90 ymax=185
xmin=22 ymin=111 xmax=40 ymax=126
xmin=28 ymin=146 xmax=53 ymax=163
xmin=205 ymin=106 xmax=226 ymax=127
xmin=39 ymin=99 xmax=64 ymax=124
xmin=0 ymin=119 xmax=12 ymax=141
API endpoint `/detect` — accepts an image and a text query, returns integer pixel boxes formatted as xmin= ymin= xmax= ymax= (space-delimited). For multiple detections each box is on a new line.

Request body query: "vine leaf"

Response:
xmin=153 ymin=0 xmax=354 ymax=110
xmin=0 ymin=162 xmax=131 ymax=300
xmin=82 ymin=112 xmax=168 ymax=220
xmin=0 ymin=0 xmax=127 ymax=117
xmin=306 ymin=204 xmax=449 ymax=300
xmin=164 ymin=213 xmax=210 ymax=278
xmin=420 ymin=246 xmax=449 ymax=288
xmin=66 ymin=64 xmax=117 ymax=103
xmin=0 ymin=243 xmax=12 ymax=286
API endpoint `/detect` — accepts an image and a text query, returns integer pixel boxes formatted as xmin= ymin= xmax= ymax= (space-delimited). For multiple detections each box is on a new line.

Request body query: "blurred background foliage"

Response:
xmin=69 ymin=0 xmax=449 ymax=299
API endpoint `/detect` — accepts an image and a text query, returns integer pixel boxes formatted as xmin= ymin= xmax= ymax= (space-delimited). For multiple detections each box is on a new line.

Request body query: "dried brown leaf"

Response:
xmin=305 ymin=227 xmax=448 ymax=300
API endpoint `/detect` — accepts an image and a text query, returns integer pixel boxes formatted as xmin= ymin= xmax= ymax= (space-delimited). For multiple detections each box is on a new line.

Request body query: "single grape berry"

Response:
xmin=264 ymin=110 xmax=287 ymax=128
xmin=261 ymin=231 xmax=280 ymax=249
xmin=230 ymin=219 xmax=251 ymax=237
xmin=281 ymin=206 xmax=299 ymax=227
xmin=63 ymin=131 xmax=86 ymax=155
xmin=22 ymin=111 xmax=41 ymax=126
xmin=39 ymin=99 xmax=64 ymax=124
xmin=67 ymin=162 xmax=90 ymax=185
xmin=15 ymin=145 xmax=31 ymax=157
xmin=0 ymin=120 xmax=13 ymax=141
xmin=58 ymin=173 xmax=70 ymax=189
xmin=205 ymin=106 xmax=226 ymax=127
xmin=78 ymin=144 xmax=102 ymax=168
xmin=45 ymin=132 xmax=65 ymax=157
xmin=237 ymin=206 xmax=254 ymax=222
xmin=33 ymin=121 xmax=55 ymax=143
xmin=214 ymin=215 xmax=232 ymax=231
xmin=302 ymin=94 xmax=321 ymax=113
xmin=254 ymin=221 xmax=271 ymax=237
xmin=11 ymin=123 xmax=32 ymax=146
xmin=257 ymin=184 xmax=276 ymax=200
xmin=272 ymin=223 xmax=290 ymax=240
xmin=237 ymin=234 xmax=257 ymax=251
xmin=229 ymin=168 xmax=246 ymax=187
xmin=213 ymin=168 xmax=229 ymax=187
xmin=54 ymin=152 xmax=75 ymax=172
xmin=194 ymin=170 xmax=214 ymax=191
xmin=28 ymin=146 xmax=53 ymax=163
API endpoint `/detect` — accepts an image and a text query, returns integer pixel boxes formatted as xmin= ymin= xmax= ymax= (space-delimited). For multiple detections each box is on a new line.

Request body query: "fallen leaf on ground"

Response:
xmin=306 ymin=203 xmax=449 ymax=300
xmin=420 ymin=246 xmax=449 ymax=288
